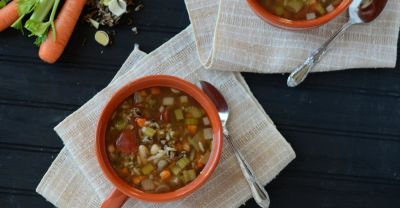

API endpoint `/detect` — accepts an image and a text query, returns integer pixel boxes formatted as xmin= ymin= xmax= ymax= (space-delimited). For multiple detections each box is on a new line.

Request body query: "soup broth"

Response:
xmin=260 ymin=0 xmax=344 ymax=20
xmin=106 ymin=87 xmax=213 ymax=193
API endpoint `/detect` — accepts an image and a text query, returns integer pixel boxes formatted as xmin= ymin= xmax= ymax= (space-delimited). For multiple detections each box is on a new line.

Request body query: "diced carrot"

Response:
xmin=187 ymin=125 xmax=198 ymax=135
xmin=135 ymin=118 xmax=146 ymax=127
xmin=160 ymin=170 xmax=171 ymax=180
xmin=175 ymin=143 xmax=183 ymax=152
xmin=121 ymin=167 xmax=129 ymax=175
xmin=150 ymin=87 xmax=161 ymax=95
xmin=185 ymin=112 xmax=193 ymax=119
xmin=309 ymin=3 xmax=318 ymax=12
xmin=140 ymin=90 xmax=147 ymax=97
xmin=132 ymin=176 xmax=144 ymax=185
xmin=196 ymin=162 xmax=205 ymax=169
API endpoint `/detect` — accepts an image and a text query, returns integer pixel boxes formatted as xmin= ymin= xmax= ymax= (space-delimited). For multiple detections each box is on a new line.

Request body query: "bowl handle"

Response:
xmin=101 ymin=188 xmax=128 ymax=208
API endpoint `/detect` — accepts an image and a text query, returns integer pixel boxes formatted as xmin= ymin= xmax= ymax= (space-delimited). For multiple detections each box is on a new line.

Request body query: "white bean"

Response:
xmin=150 ymin=144 xmax=161 ymax=155
xmin=138 ymin=145 xmax=149 ymax=164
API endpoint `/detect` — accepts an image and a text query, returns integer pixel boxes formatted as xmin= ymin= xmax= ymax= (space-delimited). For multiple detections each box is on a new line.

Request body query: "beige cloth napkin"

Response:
xmin=37 ymin=26 xmax=296 ymax=208
xmin=185 ymin=0 xmax=400 ymax=73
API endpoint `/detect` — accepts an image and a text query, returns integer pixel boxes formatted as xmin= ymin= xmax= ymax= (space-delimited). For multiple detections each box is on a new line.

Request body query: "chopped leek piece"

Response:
xmin=162 ymin=97 xmax=174 ymax=106
xmin=95 ymin=31 xmax=110 ymax=46
xmin=203 ymin=128 xmax=213 ymax=140
xmin=286 ymin=0 xmax=304 ymax=13
xmin=203 ymin=117 xmax=210 ymax=126
xmin=174 ymin=109 xmax=184 ymax=120
xmin=180 ymin=96 xmax=188 ymax=103
xmin=89 ymin=18 xmax=100 ymax=29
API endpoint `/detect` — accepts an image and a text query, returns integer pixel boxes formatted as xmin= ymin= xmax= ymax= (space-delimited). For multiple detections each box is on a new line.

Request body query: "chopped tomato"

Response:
xmin=187 ymin=125 xmax=197 ymax=135
xmin=150 ymin=87 xmax=161 ymax=95
xmin=160 ymin=107 xmax=170 ymax=122
xmin=116 ymin=129 xmax=138 ymax=153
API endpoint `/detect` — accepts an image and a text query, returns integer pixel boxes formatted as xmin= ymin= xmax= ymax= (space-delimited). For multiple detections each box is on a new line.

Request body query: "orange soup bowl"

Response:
xmin=246 ymin=0 xmax=352 ymax=30
xmin=96 ymin=75 xmax=223 ymax=207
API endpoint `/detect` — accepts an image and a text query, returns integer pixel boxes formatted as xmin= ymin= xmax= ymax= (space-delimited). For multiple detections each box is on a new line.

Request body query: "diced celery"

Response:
xmin=174 ymin=109 xmax=184 ymax=120
xmin=182 ymin=169 xmax=196 ymax=183
xmin=114 ymin=118 xmax=127 ymax=130
xmin=185 ymin=118 xmax=198 ymax=125
xmin=170 ymin=166 xmax=181 ymax=176
xmin=142 ymin=127 xmax=156 ymax=137
xmin=315 ymin=3 xmax=326 ymax=15
xmin=186 ymin=106 xmax=202 ymax=118
xmin=202 ymin=117 xmax=210 ymax=126
xmin=141 ymin=163 xmax=154 ymax=175
xmin=180 ymin=96 xmax=188 ymax=103
xmin=162 ymin=97 xmax=174 ymax=106
xmin=176 ymin=157 xmax=190 ymax=169
xmin=203 ymin=128 xmax=213 ymax=140
xmin=285 ymin=0 xmax=304 ymax=13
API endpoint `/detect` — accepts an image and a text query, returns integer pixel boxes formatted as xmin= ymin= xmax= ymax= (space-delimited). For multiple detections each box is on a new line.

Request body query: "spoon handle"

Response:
xmin=287 ymin=21 xmax=353 ymax=87
xmin=224 ymin=131 xmax=270 ymax=208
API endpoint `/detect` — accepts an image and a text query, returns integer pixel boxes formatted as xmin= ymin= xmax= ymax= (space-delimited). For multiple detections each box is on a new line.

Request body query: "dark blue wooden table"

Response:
xmin=0 ymin=0 xmax=399 ymax=207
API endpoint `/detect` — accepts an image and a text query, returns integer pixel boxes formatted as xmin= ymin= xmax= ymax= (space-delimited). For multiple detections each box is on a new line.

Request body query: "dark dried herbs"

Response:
xmin=84 ymin=0 xmax=142 ymax=28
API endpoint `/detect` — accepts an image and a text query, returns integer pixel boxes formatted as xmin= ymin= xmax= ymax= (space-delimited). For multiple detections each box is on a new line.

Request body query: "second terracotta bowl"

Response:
xmin=246 ymin=0 xmax=352 ymax=30
xmin=96 ymin=75 xmax=223 ymax=207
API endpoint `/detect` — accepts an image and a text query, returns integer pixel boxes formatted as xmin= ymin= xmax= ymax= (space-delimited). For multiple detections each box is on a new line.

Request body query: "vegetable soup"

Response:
xmin=106 ymin=87 xmax=213 ymax=193
xmin=259 ymin=0 xmax=344 ymax=20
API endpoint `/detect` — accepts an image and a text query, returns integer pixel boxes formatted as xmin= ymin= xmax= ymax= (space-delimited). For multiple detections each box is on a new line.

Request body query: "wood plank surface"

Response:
xmin=0 ymin=0 xmax=399 ymax=207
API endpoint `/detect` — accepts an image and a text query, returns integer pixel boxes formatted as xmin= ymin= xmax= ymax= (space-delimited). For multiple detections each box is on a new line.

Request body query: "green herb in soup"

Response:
xmin=260 ymin=0 xmax=343 ymax=20
xmin=106 ymin=87 xmax=213 ymax=193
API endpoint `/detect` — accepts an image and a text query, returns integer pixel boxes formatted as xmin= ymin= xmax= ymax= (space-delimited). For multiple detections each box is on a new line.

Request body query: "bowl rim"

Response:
xmin=95 ymin=75 xmax=223 ymax=202
xmin=246 ymin=0 xmax=352 ymax=29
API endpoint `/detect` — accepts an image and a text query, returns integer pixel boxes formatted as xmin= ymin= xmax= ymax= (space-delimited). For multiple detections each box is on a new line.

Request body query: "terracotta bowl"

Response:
xmin=246 ymin=0 xmax=352 ymax=30
xmin=96 ymin=75 xmax=223 ymax=207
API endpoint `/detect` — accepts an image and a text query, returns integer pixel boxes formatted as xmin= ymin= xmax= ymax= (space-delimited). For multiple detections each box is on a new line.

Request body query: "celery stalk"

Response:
xmin=11 ymin=0 xmax=61 ymax=45
xmin=11 ymin=0 xmax=39 ymax=31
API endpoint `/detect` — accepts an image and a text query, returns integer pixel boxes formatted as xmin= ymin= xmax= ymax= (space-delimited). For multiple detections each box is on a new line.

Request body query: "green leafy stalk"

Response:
xmin=24 ymin=0 xmax=60 ymax=45
xmin=0 ymin=0 xmax=11 ymax=9
xmin=11 ymin=0 xmax=60 ymax=45
xmin=11 ymin=0 xmax=39 ymax=31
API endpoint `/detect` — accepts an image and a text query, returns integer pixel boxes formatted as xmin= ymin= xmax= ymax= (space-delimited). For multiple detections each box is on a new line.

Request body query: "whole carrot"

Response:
xmin=39 ymin=0 xmax=86 ymax=64
xmin=0 ymin=0 xmax=18 ymax=32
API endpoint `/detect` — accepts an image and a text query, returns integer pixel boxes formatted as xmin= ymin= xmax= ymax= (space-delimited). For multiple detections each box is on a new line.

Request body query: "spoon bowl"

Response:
xmin=199 ymin=80 xmax=270 ymax=208
xmin=287 ymin=0 xmax=389 ymax=87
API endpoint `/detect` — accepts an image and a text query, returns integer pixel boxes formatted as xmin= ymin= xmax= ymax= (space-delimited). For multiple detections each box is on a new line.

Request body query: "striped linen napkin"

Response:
xmin=36 ymin=27 xmax=295 ymax=208
xmin=185 ymin=0 xmax=400 ymax=73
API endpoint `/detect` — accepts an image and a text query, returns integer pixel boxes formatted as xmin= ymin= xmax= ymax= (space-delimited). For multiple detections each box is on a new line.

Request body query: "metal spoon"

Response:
xmin=199 ymin=81 xmax=270 ymax=208
xmin=287 ymin=0 xmax=388 ymax=87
